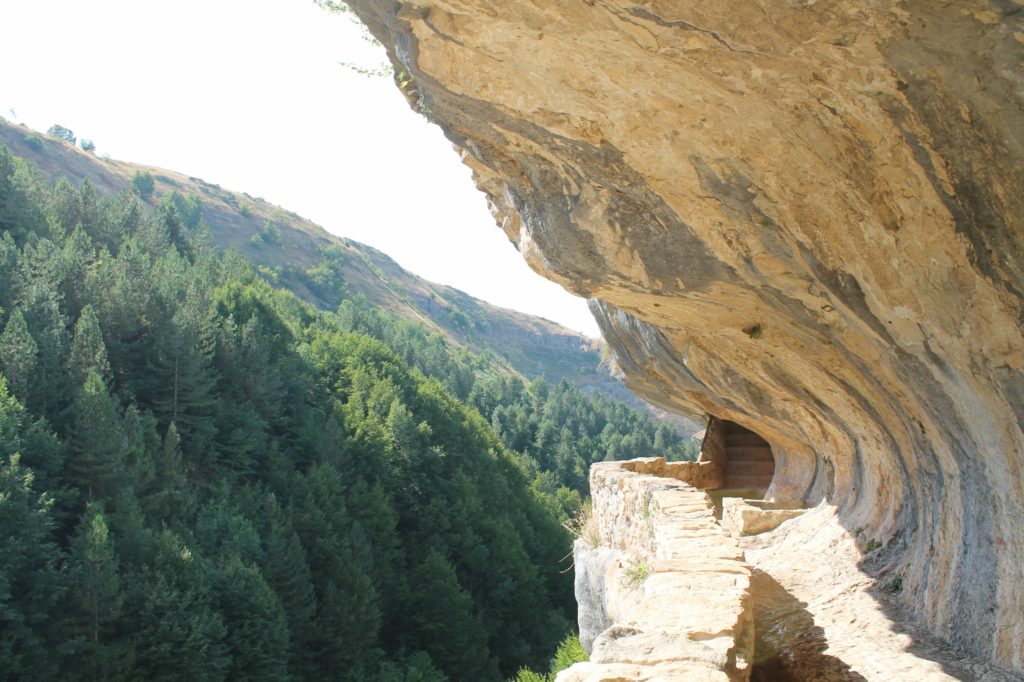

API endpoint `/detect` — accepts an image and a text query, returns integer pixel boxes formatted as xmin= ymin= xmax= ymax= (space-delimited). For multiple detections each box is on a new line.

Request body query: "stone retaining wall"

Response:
xmin=559 ymin=460 xmax=753 ymax=681
xmin=620 ymin=456 xmax=724 ymax=490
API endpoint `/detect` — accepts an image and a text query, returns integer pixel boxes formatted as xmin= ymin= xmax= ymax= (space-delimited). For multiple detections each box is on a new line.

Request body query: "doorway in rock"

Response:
xmin=722 ymin=421 xmax=775 ymax=492
xmin=701 ymin=418 xmax=776 ymax=518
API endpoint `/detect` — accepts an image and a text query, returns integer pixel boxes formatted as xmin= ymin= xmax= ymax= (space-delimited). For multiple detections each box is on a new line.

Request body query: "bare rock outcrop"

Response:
xmin=340 ymin=0 xmax=1024 ymax=670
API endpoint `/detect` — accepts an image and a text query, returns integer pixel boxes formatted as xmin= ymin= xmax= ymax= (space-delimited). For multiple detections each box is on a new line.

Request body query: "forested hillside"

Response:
xmin=0 ymin=143 xmax=696 ymax=681
xmin=0 ymin=118 xmax=698 ymax=435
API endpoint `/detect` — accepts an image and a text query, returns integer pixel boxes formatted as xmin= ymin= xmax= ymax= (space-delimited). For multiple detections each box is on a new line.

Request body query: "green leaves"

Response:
xmin=131 ymin=171 xmax=154 ymax=201
xmin=509 ymin=633 xmax=588 ymax=682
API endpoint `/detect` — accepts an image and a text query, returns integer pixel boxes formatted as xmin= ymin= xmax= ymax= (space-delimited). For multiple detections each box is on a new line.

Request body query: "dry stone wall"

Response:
xmin=563 ymin=461 xmax=753 ymax=682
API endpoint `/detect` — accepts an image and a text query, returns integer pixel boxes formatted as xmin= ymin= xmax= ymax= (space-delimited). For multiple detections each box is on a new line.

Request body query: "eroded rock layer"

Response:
xmin=341 ymin=0 xmax=1024 ymax=669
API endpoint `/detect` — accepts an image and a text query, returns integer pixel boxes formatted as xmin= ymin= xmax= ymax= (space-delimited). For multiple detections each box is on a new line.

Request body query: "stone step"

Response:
xmin=725 ymin=460 xmax=775 ymax=476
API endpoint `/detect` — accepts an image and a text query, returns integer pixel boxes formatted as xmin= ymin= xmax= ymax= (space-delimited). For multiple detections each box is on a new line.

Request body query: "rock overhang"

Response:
xmin=340 ymin=0 xmax=1024 ymax=669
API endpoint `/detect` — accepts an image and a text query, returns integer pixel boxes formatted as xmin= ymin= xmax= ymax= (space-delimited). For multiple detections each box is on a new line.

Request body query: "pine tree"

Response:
xmin=76 ymin=179 xmax=100 ymax=238
xmin=68 ymin=372 xmax=124 ymax=501
xmin=386 ymin=397 xmax=426 ymax=460
xmin=0 ymin=145 xmax=43 ymax=242
xmin=65 ymin=503 xmax=130 ymax=681
xmin=68 ymin=304 xmax=111 ymax=389
xmin=19 ymin=282 xmax=70 ymax=419
xmin=144 ymin=320 xmax=218 ymax=461
xmin=291 ymin=465 xmax=382 ymax=676
xmin=50 ymin=176 xmax=81 ymax=236
xmin=123 ymin=569 xmax=229 ymax=682
xmin=213 ymin=558 xmax=291 ymax=682
xmin=60 ymin=226 xmax=96 ymax=320
xmin=100 ymin=190 xmax=143 ymax=250
xmin=118 ymin=404 xmax=156 ymax=500
xmin=0 ymin=374 xmax=28 ymax=462
xmin=0 ymin=453 xmax=65 ymax=681
xmin=0 ymin=145 xmax=16 ymax=234
xmin=84 ymin=242 xmax=154 ymax=394
xmin=0 ymin=309 xmax=38 ymax=401
xmin=144 ymin=422 xmax=190 ymax=523
xmin=157 ymin=198 xmax=192 ymax=259
xmin=107 ymin=488 xmax=153 ymax=569
xmin=317 ymin=571 xmax=381 ymax=678
xmin=0 ymin=232 xmax=19 ymax=313
xmin=345 ymin=477 xmax=403 ymax=630
xmin=378 ymin=652 xmax=448 ymax=682
xmin=261 ymin=499 xmax=318 ymax=679
xmin=0 ymin=145 xmax=46 ymax=243
xmin=0 ymin=374 xmax=68 ymax=520
xmin=405 ymin=550 xmax=499 ymax=682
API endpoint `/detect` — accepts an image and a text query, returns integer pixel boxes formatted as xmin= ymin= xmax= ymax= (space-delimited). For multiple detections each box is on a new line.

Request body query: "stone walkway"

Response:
xmin=558 ymin=461 xmax=755 ymax=681
xmin=558 ymin=459 xmax=1024 ymax=682
xmin=742 ymin=507 xmax=1023 ymax=681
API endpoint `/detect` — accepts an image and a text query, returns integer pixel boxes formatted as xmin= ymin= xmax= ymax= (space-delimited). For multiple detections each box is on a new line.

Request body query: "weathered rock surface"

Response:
xmin=573 ymin=461 xmax=1022 ymax=680
xmin=741 ymin=506 xmax=1024 ymax=681
xmin=621 ymin=455 xmax=724 ymax=489
xmin=721 ymin=497 xmax=804 ymax=537
xmin=341 ymin=0 xmax=1024 ymax=670
xmin=565 ymin=461 xmax=753 ymax=681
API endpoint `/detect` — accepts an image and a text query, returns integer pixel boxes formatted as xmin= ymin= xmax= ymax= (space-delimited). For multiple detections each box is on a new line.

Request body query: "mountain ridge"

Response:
xmin=0 ymin=118 xmax=695 ymax=433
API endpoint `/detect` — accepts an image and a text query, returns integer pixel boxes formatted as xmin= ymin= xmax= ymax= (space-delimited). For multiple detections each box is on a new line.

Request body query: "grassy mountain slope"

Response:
xmin=0 ymin=119 xmax=696 ymax=433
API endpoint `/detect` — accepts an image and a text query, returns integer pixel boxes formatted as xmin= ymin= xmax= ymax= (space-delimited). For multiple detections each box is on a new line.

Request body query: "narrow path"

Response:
xmin=560 ymin=458 xmax=1022 ymax=681
xmin=737 ymin=506 xmax=1022 ymax=681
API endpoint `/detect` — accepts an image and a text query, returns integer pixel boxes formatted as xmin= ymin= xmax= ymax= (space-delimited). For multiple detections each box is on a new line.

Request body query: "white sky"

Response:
xmin=0 ymin=0 xmax=600 ymax=337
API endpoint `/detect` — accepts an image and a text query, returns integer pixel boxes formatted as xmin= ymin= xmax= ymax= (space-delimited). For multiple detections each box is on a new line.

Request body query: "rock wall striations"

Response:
xmin=340 ymin=0 xmax=1024 ymax=670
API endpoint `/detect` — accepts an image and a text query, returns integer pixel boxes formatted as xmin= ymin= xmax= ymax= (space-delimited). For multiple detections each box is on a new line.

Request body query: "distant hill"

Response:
xmin=0 ymin=119 xmax=698 ymax=434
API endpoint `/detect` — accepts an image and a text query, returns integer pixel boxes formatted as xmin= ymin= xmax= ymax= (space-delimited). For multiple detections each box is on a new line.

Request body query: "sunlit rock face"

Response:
xmin=343 ymin=0 xmax=1024 ymax=669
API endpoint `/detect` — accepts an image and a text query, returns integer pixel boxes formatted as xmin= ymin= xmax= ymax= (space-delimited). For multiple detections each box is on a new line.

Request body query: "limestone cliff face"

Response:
xmin=341 ymin=0 xmax=1024 ymax=669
